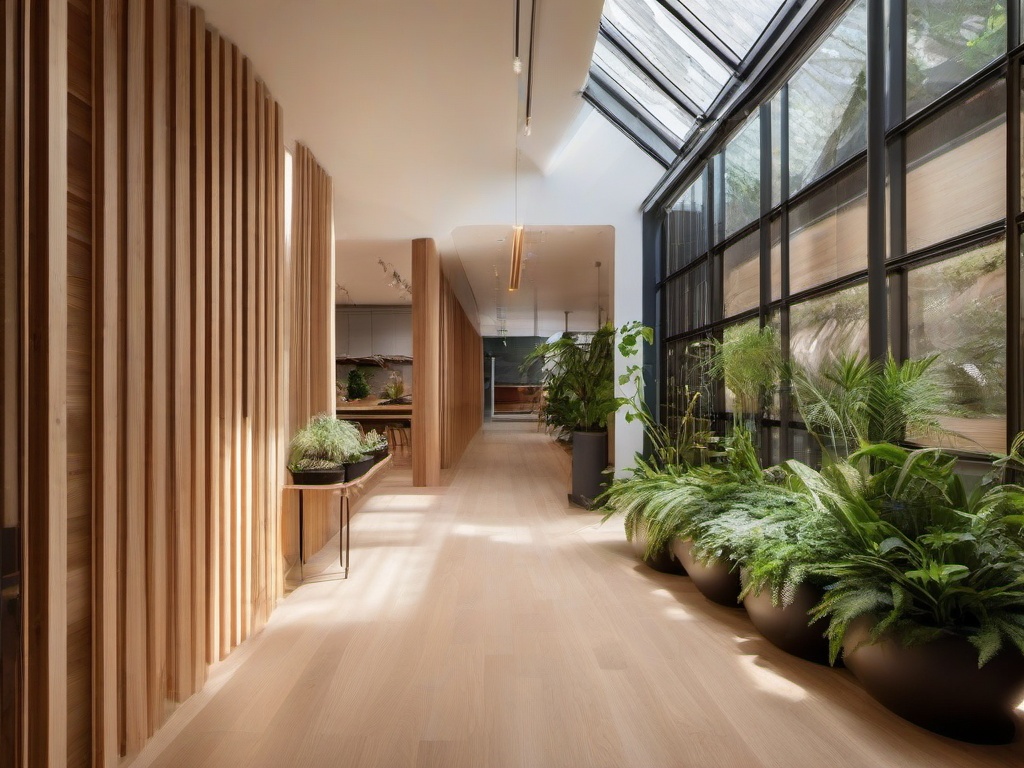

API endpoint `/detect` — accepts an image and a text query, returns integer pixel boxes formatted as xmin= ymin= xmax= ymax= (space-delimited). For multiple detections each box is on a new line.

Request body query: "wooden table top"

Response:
xmin=336 ymin=399 xmax=412 ymax=417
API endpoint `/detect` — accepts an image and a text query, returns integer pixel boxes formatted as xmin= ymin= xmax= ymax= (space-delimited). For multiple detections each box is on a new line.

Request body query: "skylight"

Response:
xmin=584 ymin=0 xmax=800 ymax=166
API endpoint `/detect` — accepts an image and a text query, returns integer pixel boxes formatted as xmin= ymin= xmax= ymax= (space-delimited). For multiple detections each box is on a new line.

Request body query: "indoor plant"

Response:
xmin=347 ymin=367 xmax=371 ymax=401
xmin=361 ymin=429 xmax=389 ymax=464
xmin=788 ymin=439 xmax=1024 ymax=742
xmin=288 ymin=414 xmax=364 ymax=484
xmin=525 ymin=322 xmax=647 ymax=507
xmin=599 ymin=387 xmax=713 ymax=573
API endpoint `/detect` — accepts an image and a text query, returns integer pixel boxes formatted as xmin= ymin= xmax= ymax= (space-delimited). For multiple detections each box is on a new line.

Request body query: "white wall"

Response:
xmin=518 ymin=110 xmax=662 ymax=471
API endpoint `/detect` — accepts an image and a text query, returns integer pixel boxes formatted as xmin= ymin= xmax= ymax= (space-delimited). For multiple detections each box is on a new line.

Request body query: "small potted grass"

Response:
xmin=361 ymin=429 xmax=389 ymax=464
xmin=288 ymin=414 xmax=363 ymax=484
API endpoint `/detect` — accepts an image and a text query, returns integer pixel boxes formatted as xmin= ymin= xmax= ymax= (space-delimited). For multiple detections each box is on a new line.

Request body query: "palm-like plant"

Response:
xmin=705 ymin=322 xmax=781 ymax=420
xmin=789 ymin=353 xmax=950 ymax=458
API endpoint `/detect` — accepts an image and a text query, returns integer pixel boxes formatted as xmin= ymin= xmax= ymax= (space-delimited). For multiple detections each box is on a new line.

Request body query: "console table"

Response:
xmin=283 ymin=454 xmax=393 ymax=585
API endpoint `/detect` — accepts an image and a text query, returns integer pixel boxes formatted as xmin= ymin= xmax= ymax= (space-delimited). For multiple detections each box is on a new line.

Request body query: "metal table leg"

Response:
xmin=298 ymin=489 xmax=305 ymax=582
xmin=339 ymin=493 xmax=349 ymax=578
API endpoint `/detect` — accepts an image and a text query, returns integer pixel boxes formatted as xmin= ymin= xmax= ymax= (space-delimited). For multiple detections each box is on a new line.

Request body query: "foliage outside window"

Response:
xmin=787 ymin=0 xmax=868 ymax=193
xmin=906 ymin=0 xmax=1007 ymax=116
xmin=906 ymin=239 xmax=1007 ymax=452
xmin=723 ymin=114 xmax=762 ymax=238
xmin=789 ymin=283 xmax=869 ymax=374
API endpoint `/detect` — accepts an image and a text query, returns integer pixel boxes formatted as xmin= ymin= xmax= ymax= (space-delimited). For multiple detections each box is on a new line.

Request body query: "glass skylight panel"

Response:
xmin=679 ymin=0 xmax=788 ymax=59
xmin=592 ymin=37 xmax=695 ymax=143
xmin=603 ymin=0 xmax=731 ymax=111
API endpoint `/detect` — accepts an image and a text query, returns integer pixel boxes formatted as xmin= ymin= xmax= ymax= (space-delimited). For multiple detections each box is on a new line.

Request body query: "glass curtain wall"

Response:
xmin=657 ymin=0 xmax=1020 ymax=459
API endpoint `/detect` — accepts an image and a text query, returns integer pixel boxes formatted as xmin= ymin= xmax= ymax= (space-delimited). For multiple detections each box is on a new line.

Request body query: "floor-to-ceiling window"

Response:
xmin=655 ymin=0 xmax=1021 ymax=460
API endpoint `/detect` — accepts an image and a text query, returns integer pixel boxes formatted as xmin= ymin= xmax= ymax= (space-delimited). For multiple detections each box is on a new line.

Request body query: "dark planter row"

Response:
xmin=633 ymin=535 xmax=1024 ymax=744
xmin=290 ymin=450 xmax=387 ymax=485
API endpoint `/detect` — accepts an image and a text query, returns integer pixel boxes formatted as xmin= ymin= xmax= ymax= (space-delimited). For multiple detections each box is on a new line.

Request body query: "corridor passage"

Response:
xmin=131 ymin=423 xmax=1024 ymax=768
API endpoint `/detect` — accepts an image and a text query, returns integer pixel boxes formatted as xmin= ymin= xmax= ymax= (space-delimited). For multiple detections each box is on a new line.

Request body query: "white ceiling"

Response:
xmin=197 ymin=0 xmax=645 ymax=335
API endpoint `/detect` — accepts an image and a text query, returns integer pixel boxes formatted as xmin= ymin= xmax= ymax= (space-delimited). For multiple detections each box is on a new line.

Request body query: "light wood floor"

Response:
xmin=130 ymin=422 xmax=1024 ymax=768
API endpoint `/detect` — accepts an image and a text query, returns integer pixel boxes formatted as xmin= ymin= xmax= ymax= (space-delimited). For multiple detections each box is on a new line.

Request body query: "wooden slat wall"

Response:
xmin=0 ymin=3 xmax=292 ymax=765
xmin=439 ymin=270 xmax=483 ymax=469
xmin=286 ymin=143 xmax=336 ymax=560
xmin=412 ymin=238 xmax=482 ymax=484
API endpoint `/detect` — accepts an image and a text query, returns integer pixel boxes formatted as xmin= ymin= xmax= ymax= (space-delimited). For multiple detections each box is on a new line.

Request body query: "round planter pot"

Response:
xmin=570 ymin=430 xmax=608 ymax=509
xmin=671 ymin=538 xmax=741 ymax=607
xmin=741 ymin=572 xmax=831 ymax=665
xmin=344 ymin=456 xmax=375 ymax=482
xmin=290 ymin=467 xmax=346 ymax=485
xmin=632 ymin=519 xmax=686 ymax=575
xmin=844 ymin=618 xmax=1024 ymax=744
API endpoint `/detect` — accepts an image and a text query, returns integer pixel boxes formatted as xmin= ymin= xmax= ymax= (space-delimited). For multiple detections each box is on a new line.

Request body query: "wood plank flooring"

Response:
xmin=128 ymin=422 xmax=1024 ymax=768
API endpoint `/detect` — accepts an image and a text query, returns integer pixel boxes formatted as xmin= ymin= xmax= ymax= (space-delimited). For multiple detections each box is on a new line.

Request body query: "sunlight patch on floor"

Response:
xmin=736 ymin=654 xmax=808 ymax=702
xmin=451 ymin=522 xmax=534 ymax=544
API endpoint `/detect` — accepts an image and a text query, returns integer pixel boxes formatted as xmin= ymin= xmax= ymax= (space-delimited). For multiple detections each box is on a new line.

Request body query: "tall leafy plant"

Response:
xmin=524 ymin=323 xmax=634 ymax=434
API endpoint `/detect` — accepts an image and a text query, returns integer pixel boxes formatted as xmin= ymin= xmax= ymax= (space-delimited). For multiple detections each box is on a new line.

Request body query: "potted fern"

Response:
xmin=603 ymin=388 xmax=714 ymax=574
xmin=288 ymin=414 xmax=364 ymax=484
xmin=789 ymin=439 xmax=1024 ymax=743
xmin=729 ymin=353 xmax=952 ymax=662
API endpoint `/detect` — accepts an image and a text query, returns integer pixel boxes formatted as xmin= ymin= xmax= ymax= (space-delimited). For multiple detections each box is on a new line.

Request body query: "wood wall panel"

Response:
xmin=412 ymin=238 xmax=482 ymax=484
xmin=412 ymin=238 xmax=441 ymax=487
xmin=439 ymin=271 xmax=483 ymax=469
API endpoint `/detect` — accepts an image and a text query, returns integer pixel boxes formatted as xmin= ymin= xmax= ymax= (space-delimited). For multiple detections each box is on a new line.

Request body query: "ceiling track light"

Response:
xmin=509 ymin=225 xmax=524 ymax=291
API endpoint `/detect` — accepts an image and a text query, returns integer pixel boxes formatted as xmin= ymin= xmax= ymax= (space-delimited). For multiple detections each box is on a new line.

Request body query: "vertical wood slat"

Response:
xmin=145 ymin=0 xmax=170 ymax=733
xmin=22 ymin=0 xmax=70 ymax=764
xmin=218 ymin=36 xmax=232 ymax=661
xmin=204 ymin=26 xmax=221 ymax=668
xmin=170 ymin=0 xmax=194 ymax=702
xmin=93 ymin=0 xmax=121 ymax=763
xmin=232 ymin=46 xmax=244 ymax=647
xmin=67 ymin=0 xmax=94 ymax=762
xmin=189 ymin=4 xmax=207 ymax=696
xmin=122 ymin=0 xmax=148 ymax=753
xmin=0 ymin=3 xmax=22 ymax=764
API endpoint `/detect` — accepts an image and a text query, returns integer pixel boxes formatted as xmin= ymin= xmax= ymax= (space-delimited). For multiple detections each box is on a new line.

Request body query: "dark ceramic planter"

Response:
xmin=371 ymin=447 xmax=389 ymax=464
xmin=290 ymin=466 xmax=346 ymax=485
xmin=741 ymin=572 xmax=831 ymax=665
xmin=671 ymin=538 xmax=741 ymax=607
xmin=632 ymin=520 xmax=686 ymax=575
xmin=844 ymin=618 xmax=1024 ymax=744
xmin=570 ymin=430 xmax=608 ymax=508
xmin=344 ymin=456 xmax=374 ymax=482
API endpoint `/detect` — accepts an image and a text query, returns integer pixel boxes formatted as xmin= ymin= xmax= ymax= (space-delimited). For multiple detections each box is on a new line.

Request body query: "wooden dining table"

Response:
xmin=335 ymin=398 xmax=412 ymax=426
